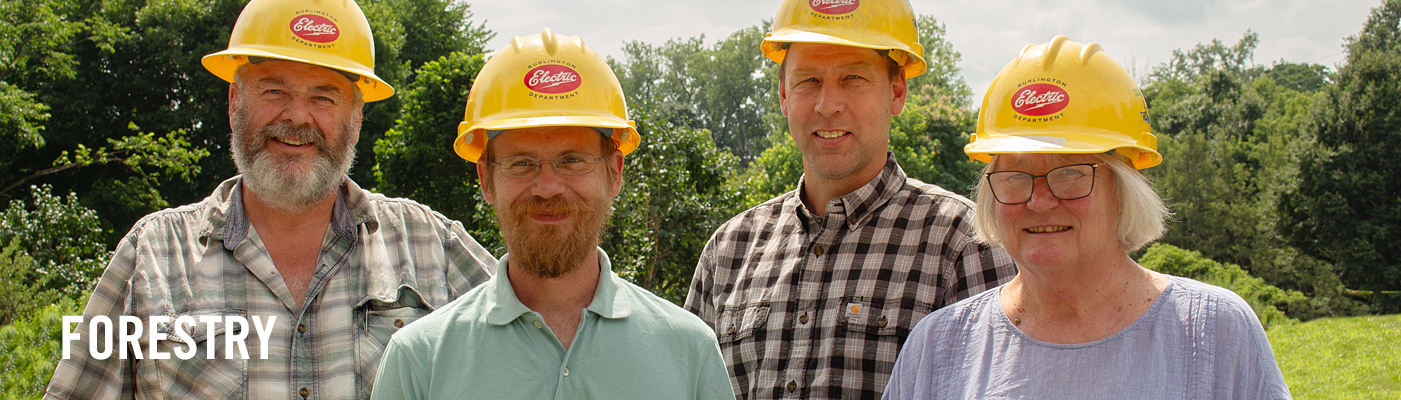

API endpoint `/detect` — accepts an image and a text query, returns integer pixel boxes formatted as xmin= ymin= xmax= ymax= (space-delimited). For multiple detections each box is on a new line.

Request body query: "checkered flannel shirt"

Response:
xmin=45 ymin=176 xmax=496 ymax=400
xmin=685 ymin=155 xmax=1016 ymax=399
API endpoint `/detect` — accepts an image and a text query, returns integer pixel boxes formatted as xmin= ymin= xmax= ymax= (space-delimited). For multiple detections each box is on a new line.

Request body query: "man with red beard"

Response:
xmin=369 ymin=29 xmax=734 ymax=400
xmin=45 ymin=1 xmax=495 ymax=399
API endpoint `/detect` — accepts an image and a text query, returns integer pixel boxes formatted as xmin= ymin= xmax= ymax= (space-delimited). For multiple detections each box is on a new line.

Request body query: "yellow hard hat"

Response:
xmin=202 ymin=0 xmax=394 ymax=102
xmin=454 ymin=28 xmax=639 ymax=163
xmin=966 ymin=35 xmax=1161 ymax=169
xmin=762 ymin=0 xmax=927 ymax=79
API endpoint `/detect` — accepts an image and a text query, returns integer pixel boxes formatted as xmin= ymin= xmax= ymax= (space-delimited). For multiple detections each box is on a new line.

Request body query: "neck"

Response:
xmin=1001 ymin=252 xmax=1167 ymax=343
xmin=508 ymin=249 xmax=601 ymax=314
xmin=800 ymin=154 xmax=886 ymax=216
xmin=241 ymin=185 xmax=338 ymax=235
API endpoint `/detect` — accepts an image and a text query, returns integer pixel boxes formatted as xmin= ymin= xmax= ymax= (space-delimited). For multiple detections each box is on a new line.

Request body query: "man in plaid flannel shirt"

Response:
xmin=683 ymin=0 xmax=1016 ymax=398
xmin=45 ymin=1 xmax=495 ymax=398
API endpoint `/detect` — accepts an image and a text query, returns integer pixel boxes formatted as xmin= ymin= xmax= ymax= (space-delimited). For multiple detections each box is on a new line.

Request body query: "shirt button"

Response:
xmin=725 ymin=325 xmax=736 ymax=335
xmin=786 ymin=380 xmax=798 ymax=392
xmin=563 ymin=367 xmax=570 ymax=377
xmin=297 ymin=324 xmax=307 ymax=334
xmin=799 ymin=313 xmax=809 ymax=324
xmin=299 ymin=387 xmax=309 ymax=398
xmin=394 ymin=319 xmax=405 ymax=328
xmin=878 ymin=315 xmax=889 ymax=328
xmin=534 ymin=320 xmax=544 ymax=329
xmin=812 ymin=245 xmax=824 ymax=257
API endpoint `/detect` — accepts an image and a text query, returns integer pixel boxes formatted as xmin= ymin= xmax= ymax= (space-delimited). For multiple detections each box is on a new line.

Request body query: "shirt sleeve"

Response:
xmin=45 ymin=233 xmax=142 ymax=400
xmin=683 ymin=234 xmax=721 ymax=329
xmin=370 ymin=336 xmax=429 ymax=400
xmin=696 ymin=334 xmax=737 ymax=400
xmin=942 ymin=234 xmax=1016 ymax=307
xmin=1212 ymin=294 xmax=1294 ymax=400
xmin=440 ymin=217 xmax=496 ymax=298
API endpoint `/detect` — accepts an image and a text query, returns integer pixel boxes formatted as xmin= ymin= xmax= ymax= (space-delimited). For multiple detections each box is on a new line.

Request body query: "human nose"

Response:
xmin=1024 ymin=176 xmax=1060 ymax=212
xmin=277 ymin=94 xmax=316 ymax=127
xmin=814 ymin=80 xmax=845 ymax=117
xmin=528 ymin=162 xmax=567 ymax=198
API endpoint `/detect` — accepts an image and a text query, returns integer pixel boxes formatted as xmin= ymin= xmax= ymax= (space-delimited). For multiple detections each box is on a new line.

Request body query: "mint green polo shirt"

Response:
xmin=370 ymin=249 xmax=735 ymax=399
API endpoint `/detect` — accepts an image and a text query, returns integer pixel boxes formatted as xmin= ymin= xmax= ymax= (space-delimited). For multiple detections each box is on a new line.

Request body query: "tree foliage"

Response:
xmin=0 ymin=185 xmax=110 ymax=299
xmin=611 ymin=25 xmax=775 ymax=164
xmin=0 ymin=296 xmax=86 ymax=398
xmin=375 ymin=51 xmax=488 ymax=232
xmin=1141 ymin=31 xmax=1365 ymax=319
xmin=1282 ymin=0 xmax=1401 ymax=310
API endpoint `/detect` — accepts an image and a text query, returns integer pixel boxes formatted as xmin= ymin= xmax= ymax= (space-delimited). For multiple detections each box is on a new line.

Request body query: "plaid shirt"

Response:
xmin=684 ymin=155 xmax=1015 ymax=399
xmin=45 ymin=176 xmax=496 ymax=400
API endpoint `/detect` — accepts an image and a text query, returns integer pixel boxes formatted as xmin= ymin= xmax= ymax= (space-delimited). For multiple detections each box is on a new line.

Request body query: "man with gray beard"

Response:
xmin=46 ymin=1 xmax=495 ymax=399
xmin=370 ymin=28 xmax=732 ymax=400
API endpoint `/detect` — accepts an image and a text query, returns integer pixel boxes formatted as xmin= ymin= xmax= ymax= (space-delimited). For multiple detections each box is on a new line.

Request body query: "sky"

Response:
xmin=470 ymin=0 xmax=1382 ymax=103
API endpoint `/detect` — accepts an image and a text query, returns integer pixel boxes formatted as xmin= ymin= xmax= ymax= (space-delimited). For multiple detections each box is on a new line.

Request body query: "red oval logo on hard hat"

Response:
xmin=1012 ymin=83 xmax=1070 ymax=116
xmin=290 ymin=15 xmax=340 ymax=43
xmin=525 ymin=64 xmax=582 ymax=94
xmin=810 ymin=0 xmax=859 ymax=15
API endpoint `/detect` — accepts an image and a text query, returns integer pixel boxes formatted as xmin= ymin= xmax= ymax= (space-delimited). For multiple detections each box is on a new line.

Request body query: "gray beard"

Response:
xmin=230 ymin=102 xmax=357 ymax=211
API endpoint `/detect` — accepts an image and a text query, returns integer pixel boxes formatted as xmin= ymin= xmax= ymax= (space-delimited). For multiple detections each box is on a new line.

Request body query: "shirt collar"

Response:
xmin=209 ymin=175 xmax=370 ymax=251
xmin=484 ymin=248 xmax=631 ymax=326
xmin=792 ymin=152 xmax=907 ymax=229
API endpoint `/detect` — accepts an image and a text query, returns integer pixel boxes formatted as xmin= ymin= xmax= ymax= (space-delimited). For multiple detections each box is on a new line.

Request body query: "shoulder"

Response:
xmin=894 ymin=176 xmax=977 ymax=218
xmin=710 ymin=190 xmax=798 ymax=237
xmin=913 ymin=285 xmax=1002 ymax=338
xmin=618 ymin=278 xmax=720 ymax=340
xmin=355 ymin=189 xmax=461 ymax=230
xmin=1165 ymin=276 xmax=1261 ymax=325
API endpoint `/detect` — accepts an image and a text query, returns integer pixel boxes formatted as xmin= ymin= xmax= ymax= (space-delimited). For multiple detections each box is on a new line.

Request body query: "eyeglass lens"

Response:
xmin=496 ymin=154 xmax=600 ymax=177
xmin=986 ymin=163 xmax=1098 ymax=205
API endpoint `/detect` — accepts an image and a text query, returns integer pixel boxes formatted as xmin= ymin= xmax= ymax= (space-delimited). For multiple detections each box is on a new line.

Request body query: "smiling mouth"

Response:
xmin=1026 ymin=226 xmax=1071 ymax=233
xmin=274 ymin=137 xmax=311 ymax=146
xmin=815 ymin=130 xmax=850 ymax=139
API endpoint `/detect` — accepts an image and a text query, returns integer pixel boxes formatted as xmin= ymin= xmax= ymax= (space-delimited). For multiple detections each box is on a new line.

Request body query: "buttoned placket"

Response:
xmin=535 ymin=310 xmax=592 ymax=399
xmin=783 ymin=200 xmax=850 ymax=398
xmin=290 ymin=229 xmax=356 ymax=400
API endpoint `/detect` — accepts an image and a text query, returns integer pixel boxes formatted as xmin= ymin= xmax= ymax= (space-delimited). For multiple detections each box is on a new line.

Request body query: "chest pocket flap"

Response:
xmin=715 ymin=303 xmax=770 ymax=343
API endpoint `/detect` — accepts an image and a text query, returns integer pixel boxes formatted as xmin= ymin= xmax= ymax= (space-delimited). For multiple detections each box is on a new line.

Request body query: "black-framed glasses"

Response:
xmin=492 ymin=153 xmax=605 ymax=178
xmin=985 ymin=163 xmax=1103 ymax=205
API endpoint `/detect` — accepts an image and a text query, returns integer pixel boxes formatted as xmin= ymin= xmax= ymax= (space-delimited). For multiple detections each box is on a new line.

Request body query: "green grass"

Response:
xmin=1268 ymin=314 xmax=1401 ymax=399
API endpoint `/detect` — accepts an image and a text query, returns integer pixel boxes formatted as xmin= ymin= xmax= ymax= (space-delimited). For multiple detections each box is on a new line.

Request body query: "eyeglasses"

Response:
xmin=491 ymin=153 xmax=605 ymax=178
xmin=985 ymin=163 xmax=1103 ymax=205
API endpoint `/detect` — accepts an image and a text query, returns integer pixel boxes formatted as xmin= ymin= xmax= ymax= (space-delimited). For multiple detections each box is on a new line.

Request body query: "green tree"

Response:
xmin=0 ymin=296 xmax=86 ymax=398
xmin=607 ymin=111 xmax=742 ymax=303
xmin=1143 ymin=33 xmax=1363 ymax=318
xmin=611 ymin=25 xmax=776 ymax=163
xmin=0 ymin=185 xmax=110 ymax=299
xmin=1282 ymin=0 xmax=1401 ymax=310
xmin=375 ymin=52 xmax=487 ymax=225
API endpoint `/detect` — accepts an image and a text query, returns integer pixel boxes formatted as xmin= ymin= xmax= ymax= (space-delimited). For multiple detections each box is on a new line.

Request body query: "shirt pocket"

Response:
xmin=715 ymin=303 xmax=770 ymax=374
xmin=142 ymin=309 xmax=248 ymax=400
xmin=355 ymin=285 xmax=434 ymax=394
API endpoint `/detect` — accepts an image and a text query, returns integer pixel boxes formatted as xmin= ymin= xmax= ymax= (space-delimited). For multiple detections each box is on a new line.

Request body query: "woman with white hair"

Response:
xmin=882 ymin=36 xmax=1291 ymax=399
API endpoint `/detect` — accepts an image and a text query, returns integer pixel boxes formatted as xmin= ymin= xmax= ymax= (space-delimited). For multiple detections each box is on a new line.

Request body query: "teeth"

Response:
xmin=1027 ymin=226 xmax=1070 ymax=233
xmin=816 ymin=130 xmax=847 ymax=139
xmin=278 ymin=137 xmax=307 ymax=146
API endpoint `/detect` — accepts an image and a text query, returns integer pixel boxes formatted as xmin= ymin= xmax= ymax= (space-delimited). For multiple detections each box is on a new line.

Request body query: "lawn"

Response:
xmin=1268 ymin=314 xmax=1400 ymax=399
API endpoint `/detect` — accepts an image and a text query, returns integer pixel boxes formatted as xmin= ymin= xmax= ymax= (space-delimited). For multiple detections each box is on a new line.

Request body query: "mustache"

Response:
xmin=509 ymin=195 xmax=585 ymax=220
xmin=257 ymin=122 xmax=327 ymax=150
